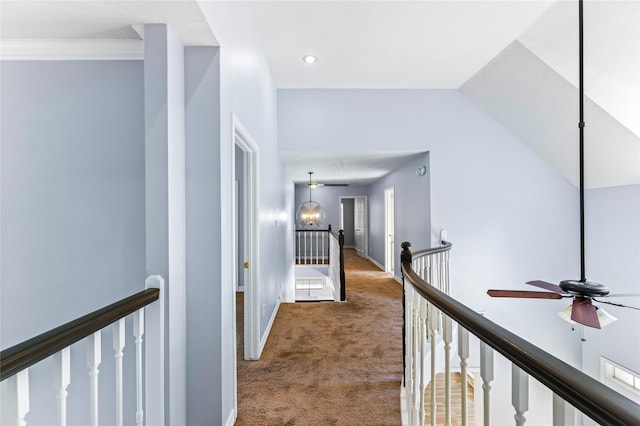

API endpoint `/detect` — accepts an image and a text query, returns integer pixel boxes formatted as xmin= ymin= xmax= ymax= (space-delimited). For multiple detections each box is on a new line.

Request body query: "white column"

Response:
xmin=113 ymin=318 xmax=125 ymax=426
xmin=479 ymin=341 xmax=494 ymax=426
xmin=512 ymin=364 xmax=529 ymax=426
xmin=87 ymin=331 xmax=101 ymax=426
xmin=553 ymin=394 xmax=575 ymax=426
xmin=458 ymin=327 xmax=469 ymax=426
xmin=134 ymin=309 xmax=145 ymax=426
xmin=427 ymin=303 xmax=437 ymax=426
xmin=144 ymin=22 xmax=186 ymax=426
xmin=443 ymin=316 xmax=453 ymax=426
xmin=145 ymin=274 xmax=165 ymax=426
xmin=53 ymin=347 xmax=70 ymax=426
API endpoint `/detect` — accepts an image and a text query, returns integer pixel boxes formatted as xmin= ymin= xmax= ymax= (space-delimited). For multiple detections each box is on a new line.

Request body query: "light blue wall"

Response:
xmin=1 ymin=60 xmax=144 ymax=424
xmin=197 ymin=3 xmax=295 ymax=423
xmin=279 ymin=89 xmax=582 ymax=384
xmin=367 ymin=152 xmax=430 ymax=280
xmin=184 ymin=46 xmax=223 ymax=423
xmin=294 ymin=184 xmax=369 ymax=232
xmin=582 ymin=184 xmax=640 ymax=415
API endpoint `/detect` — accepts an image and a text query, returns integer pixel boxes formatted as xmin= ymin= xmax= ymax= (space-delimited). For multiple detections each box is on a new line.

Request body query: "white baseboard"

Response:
xmin=367 ymin=256 xmax=385 ymax=271
xmin=224 ymin=408 xmax=236 ymax=426
xmin=259 ymin=297 xmax=281 ymax=355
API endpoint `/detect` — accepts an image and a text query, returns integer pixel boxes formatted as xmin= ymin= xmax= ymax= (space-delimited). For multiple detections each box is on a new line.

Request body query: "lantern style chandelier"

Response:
xmin=296 ymin=172 xmax=326 ymax=229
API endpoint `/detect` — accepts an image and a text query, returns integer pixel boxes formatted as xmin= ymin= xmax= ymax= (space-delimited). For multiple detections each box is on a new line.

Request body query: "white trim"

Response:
xmin=232 ymin=114 xmax=260 ymax=362
xmin=339 ymin=195 xmax=369 ymax=258
xmin=368 ymin=256 xmax=385 ymax=271
xmin=223 ymin=408 xmax=236 ymax=426
xmin=384 ymin=186 xmax=395 ymax=274
xmin=0 ymin=39 xmax=144 ymax=60
xmin=259 ymin=298 xmax=282 ymax=354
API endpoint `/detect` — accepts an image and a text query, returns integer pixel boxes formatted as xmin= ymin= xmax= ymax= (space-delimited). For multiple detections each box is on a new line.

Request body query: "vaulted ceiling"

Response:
xmin=1 ymin=0 xmax=637 ymax=187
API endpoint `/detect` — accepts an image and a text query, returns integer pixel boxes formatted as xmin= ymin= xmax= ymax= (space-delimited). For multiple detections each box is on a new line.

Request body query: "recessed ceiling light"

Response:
xmin=302 ymin=55 xmax=317 ymax=64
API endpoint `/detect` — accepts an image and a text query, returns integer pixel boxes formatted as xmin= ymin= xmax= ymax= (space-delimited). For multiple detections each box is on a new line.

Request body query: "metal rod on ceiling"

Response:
xmin=578 ymin=0 xmax=586 ymax=282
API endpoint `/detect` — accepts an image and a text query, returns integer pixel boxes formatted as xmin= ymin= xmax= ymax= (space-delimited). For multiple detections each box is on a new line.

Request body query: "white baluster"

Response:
xmin=553 ymin=394 xmax=575 ymax=426
xmin=53 ymin=347 xmax=70 ymax=426
xmin=443 ymin=316 xmax=453 ymax=426
xmin=145 ymin=275 xmax=165 ymax=426
xmin=428 ymin=302 xmax=437 ymax=426
xmin=512 ymin=364 xmax=529 ymax=426
xmin=458 ymin=326 xmax=469 ymax=426
xmin=479 ymin=341 xmax=494 ymax=426
xmin=113 ymin=318 xmax=125 ymax=426
xmin=134 ymin=310 xmax=145 ymax=426
xmin=87 ymin=330 xmax=101 ymax=426
xmin=4 ymin=369 xmax=30 ymax=426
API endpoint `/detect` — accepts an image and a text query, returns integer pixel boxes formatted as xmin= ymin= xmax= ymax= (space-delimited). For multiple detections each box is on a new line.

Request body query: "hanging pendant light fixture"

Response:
xmin=296 ymin=172 xmax=326 ymax=229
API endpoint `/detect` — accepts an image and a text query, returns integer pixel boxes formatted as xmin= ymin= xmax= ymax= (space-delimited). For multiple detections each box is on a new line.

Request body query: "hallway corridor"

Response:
xmin=236 ymin=249 xmax=403 ymax=425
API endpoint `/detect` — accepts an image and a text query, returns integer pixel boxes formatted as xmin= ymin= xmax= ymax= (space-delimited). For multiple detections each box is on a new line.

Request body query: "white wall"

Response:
xmin=1 ymin=60 xmax=144 ymax=424
xmin=196 ymin=2 xmax=294 ymax=424
xmin=582 ymin=184 xmax=640 ymax=423
xmin=279 ymin=88 xmax=583 ymax=424
xmin=367 ymin=152 xmax=430 ymax=280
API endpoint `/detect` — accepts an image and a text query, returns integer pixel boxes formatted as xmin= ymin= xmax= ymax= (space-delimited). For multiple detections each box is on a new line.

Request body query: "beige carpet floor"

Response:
xmin=236 ymin=249 xmax=403 ymax=425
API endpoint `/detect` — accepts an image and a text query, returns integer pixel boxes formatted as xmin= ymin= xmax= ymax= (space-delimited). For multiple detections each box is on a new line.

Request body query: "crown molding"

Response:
xmin=0 ymin=39 xmax=143 ymax=60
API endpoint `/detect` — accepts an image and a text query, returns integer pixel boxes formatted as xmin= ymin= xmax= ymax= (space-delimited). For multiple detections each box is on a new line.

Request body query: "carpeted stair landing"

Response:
xmin=236 ymin=249 xmax=403 ymax=425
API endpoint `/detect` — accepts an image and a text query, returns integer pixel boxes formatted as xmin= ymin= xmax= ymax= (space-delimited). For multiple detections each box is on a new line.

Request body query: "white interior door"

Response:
xmin=354 ymin=197 xmax=367 ymax=258
xmin=384 ymin=188 xmax=395 ymax=273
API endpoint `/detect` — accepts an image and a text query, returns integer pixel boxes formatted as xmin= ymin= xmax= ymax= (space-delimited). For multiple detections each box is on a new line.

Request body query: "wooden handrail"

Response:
xmin=400 ymin=241 xmax=640 ymax=426
xmin=1 ymin=288 xmax=160 ymax=381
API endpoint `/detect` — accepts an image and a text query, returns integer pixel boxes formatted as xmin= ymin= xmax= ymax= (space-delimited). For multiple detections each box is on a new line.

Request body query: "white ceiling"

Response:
xmin=0 ymin=1 xmax=217 ymax=59
xmin=250 ymin=0 xmax=556 ymax=89
xmin=280 ymin=151 xmax=425 ymax=184
xmin=1 ymin=0 xmax=637 ymax=187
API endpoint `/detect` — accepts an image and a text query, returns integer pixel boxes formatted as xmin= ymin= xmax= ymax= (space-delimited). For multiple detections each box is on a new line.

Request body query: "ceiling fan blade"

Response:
xmin=593 ymin=299 xmax=640 ymax=311
xmin=605 ymin=293 xmax=640 ymax=297
xmin=487 ymin=290 xmax=563 ymax=299
xmin=571 ymin=299 xmax=600 ymax=329
xmin=322 ymin=183 xmax=349 ymax=186
xmin=526 ymin=280 xmax=565 ymax=294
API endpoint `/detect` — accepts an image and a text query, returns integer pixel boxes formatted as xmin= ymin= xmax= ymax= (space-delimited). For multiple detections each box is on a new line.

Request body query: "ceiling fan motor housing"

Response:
xmin=560 ymin=280 xmax=610 ymax=297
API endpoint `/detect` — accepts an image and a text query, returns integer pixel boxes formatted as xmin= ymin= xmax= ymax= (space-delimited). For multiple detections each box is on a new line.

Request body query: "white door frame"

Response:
xmin=339 ymin=195 xmax=368 ymax=258
xmin=232 ymin=114 xmax=261 ymax=367
xmin=384 ymin=187 xmax=395 ymax=274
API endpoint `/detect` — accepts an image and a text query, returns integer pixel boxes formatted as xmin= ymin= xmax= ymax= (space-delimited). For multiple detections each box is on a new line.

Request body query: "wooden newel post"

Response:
xmin=400 ymin=241 xmax=411 ymax=386
xmin=339 ymin=230 xmax=346 ymax=301
xmin=401 ymin=241 xmax=412 ymax=265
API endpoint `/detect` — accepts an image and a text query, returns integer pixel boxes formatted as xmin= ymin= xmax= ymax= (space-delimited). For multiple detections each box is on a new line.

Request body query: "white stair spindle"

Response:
xmin=553 ymin=394 xmax=575 ymax=426
xmin=479 ymin=341 xmax=494 ymax=426
xmin=87 ymin=330 xmax=101 ymax=426
xmin=4 ymin=369 xmax=30 ymax=426
xmin=145 ymin=275 xmax=165 ymax=426
xmin=113 ymin=318 xmax=125 ymax=426
xmin=443 ymin=316 xmax=453 ymax=426
xmin=53 ymin=347 xmax=70 ymax=426
xmin=512 ymin=364 xmax=529 ymax=426
xmin=458 ymin=327 xmax=470 ymax=426
xmin=134 ymin=310 xmax=145 ymax=426
xmin=428 ymin=303 xmax=437 ymax=426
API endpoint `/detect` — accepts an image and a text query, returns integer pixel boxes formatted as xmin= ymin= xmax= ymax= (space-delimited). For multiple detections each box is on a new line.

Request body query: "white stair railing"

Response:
xmin=0 ymin=278 xmax=163 ymax=426
xmin=401 ymin=241 xmax=640 ymax=426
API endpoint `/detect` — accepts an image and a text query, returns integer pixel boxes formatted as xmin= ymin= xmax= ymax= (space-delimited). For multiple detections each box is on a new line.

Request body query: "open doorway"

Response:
xmin=384 ymin=187 xmax=395 ymax=274
xmin=232 ymin=115 xmax=260 ymax=371
xmin=340 ymin=196 xmax=368 ymax=258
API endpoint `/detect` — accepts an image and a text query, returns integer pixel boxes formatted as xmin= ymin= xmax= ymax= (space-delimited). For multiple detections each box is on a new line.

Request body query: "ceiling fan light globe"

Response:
xmin=596 ymin=307 xmax=617 ymax=327
xmin=558 ymin=305 xmax=577 ymax=325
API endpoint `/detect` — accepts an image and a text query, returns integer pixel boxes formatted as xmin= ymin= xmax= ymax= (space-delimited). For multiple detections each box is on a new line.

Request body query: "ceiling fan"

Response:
xmin=487 ymin=0 xmax=639 ymax=329
xmin=306 ymin=173 xmax=349 ymax=188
